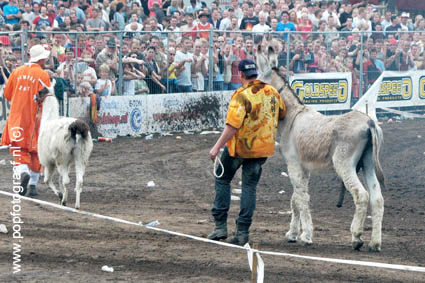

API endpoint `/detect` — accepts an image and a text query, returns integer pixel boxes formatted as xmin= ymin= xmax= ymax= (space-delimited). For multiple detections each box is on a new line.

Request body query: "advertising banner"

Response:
xmin=289 ymin=72 xmax=352 ymax=111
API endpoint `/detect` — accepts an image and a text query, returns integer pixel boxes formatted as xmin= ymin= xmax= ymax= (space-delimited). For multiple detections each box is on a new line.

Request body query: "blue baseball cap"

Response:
xmin=238 ymin=59 xmax=258 ymax=77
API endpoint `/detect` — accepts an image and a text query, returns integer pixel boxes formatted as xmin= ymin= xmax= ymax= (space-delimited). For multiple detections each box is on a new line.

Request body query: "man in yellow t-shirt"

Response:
xmin=208 ymin=59 xmax=286 ymax=245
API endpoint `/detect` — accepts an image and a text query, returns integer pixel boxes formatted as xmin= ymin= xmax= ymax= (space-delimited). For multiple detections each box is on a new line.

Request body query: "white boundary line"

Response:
xmin=1 ymin=190 xmax=425 ymax=273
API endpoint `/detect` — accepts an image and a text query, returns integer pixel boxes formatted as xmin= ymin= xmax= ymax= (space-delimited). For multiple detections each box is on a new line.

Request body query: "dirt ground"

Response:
xmin=0 ymin=118 xmax=424 ymax=282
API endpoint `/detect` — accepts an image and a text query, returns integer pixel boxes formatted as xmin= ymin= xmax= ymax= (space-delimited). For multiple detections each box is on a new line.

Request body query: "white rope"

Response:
xmin=1 ymin=190 xmax=425 ymax=273
xmin=379 ymin=106 xmax=425 ymax=119
xmin=213 ymin=156 xmax=224 ymax=178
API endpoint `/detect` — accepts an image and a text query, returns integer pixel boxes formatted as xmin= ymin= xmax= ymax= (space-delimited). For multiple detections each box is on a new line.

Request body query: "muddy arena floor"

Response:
xmin=0 ymin=118 xmax=424 ymax=282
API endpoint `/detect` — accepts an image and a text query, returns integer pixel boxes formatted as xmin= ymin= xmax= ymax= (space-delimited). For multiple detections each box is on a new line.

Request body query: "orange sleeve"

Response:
xmin=225 ymin=92 xmax=246 ymax=129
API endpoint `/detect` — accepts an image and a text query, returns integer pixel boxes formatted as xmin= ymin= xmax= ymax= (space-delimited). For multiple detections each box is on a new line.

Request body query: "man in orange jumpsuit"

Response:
xmin=1 ymin=44 xmax=51 ymax=197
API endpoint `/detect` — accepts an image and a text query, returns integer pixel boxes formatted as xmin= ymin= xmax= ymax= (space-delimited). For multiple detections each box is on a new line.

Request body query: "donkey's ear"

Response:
xmin=268 ymin=45 xmax=275 ymax=57
xmin=257 ymin=43 xmax=262 ymax=54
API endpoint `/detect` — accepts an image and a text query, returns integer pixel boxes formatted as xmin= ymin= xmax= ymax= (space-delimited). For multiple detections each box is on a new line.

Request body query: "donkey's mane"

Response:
xmin=271 ymin=67 xmax=304 ymax=105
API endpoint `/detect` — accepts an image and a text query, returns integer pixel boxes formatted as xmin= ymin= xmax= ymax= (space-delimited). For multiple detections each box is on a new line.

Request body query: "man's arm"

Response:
xmin=209 ymin=124 xmax=238 ymax=160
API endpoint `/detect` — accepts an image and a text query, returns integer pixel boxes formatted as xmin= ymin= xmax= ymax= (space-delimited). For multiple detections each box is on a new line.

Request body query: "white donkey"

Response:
xmin=37 ymin=79 xmax=93 ymax=209
xmin=256 ymin=44 xmax=385 ymax=251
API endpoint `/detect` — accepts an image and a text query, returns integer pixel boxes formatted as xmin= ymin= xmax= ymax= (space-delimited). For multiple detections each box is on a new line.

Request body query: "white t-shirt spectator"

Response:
xmin=95 ymin=79 xmax=113 ymax=96
xmin=174 ymin=51 xmax=193 ymax=87
xmin=252 ymin=23 xmax=271 ymax=33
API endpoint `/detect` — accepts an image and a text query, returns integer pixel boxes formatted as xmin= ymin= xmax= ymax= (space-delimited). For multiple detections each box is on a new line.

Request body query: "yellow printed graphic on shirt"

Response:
xmin=226 ymin=80 xmax=286 ymax=158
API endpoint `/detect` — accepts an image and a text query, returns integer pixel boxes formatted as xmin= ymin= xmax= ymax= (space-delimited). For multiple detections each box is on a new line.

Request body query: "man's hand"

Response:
xmin=209 ymin=146 xmax=220 ymax=160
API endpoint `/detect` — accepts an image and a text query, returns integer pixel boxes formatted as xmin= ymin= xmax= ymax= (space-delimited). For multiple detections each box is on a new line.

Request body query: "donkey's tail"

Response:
xmin=368 ymin=119 xmax=385 ymax=189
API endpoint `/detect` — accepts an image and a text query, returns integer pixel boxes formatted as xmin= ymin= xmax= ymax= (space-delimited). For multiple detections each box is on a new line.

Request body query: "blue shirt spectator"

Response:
xmin=3 ymin=0 xmax=22 ymax=25
xmin=276 ymin=11 xmax=295 ymax=40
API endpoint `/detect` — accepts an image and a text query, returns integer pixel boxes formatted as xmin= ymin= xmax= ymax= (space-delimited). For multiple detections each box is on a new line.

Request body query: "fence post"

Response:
xmin=21 ymin=29 xmax=27 ymax=63
xmin=166 ymin=31 xmax=169 ymax=94
xmin=359 ymin=31 xmax=364 ymax=98
xmin=75 ymin=32 xmax=79 ymax=97
xmin=118 ymin=31 xmax=124 ymax=96
xmin=251 ymin=243 xmax=259 ymax=283
xmin=208 ymin=26 xmax=214 ymax=92
xmin=285 ymin=32 xmax=291 ymax=81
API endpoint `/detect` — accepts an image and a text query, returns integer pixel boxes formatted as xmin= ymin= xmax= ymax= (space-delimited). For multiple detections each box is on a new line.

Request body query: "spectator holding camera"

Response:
xmin=363 ymin=48 xmax=384 ymax=88
xmin=385 ymin=38 xmax=402 ymax=71
xmin=289 ymin=41 xmax=314 ymax=73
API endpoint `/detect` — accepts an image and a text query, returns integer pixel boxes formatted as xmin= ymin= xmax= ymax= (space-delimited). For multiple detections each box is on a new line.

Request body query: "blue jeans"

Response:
xmin=177 ymin=85 xmax=192 ymax=93
xmin=211 ymin=147 xmax=267 ymax=227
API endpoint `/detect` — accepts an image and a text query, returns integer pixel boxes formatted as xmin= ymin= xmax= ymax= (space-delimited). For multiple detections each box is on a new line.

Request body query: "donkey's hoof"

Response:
xmin=368 ymin=242 xmax=381 ymax=252
xmin=58 ymin=192 xmax=63 ymax=200
xmin=285 ymin=231 xmax=297 ymax=243
xmin=352 ymin=239 xmax=364 ymax=250
xmin=300 ymin=233 xmax=313 ymax=246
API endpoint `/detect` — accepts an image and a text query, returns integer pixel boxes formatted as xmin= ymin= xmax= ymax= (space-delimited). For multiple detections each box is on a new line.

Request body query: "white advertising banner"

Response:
xmin=68 ymin=92 xmax=226 ymax=138
xmin=375 ymin=70 xmax=425 ymax=107
xmin=289 ymin=72 xmax=352 ymax=111
xmin=145 ymin=91 xmax=225 ymax=133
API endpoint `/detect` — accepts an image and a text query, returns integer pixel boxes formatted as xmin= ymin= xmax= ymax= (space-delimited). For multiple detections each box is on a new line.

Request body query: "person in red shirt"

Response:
xmin=1 ymin=45 xmax=52 ymax=196
xmin=194 ymin=12 xmax=212 ymax=40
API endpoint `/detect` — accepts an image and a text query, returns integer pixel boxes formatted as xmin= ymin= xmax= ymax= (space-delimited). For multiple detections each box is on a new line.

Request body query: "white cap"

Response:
xmin=29 ymin=44 xmax=50 ymax=63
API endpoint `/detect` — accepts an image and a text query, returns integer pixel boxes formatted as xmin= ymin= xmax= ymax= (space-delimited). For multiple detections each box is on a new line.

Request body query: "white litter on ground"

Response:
xmin=367 ymin=216 xmax=372 ymax=219
xmin=278 ymin=211 xmax=292 ymax=215
xmin=0 ymin=224 xmax=8 ymax=234
xmin=146 ymin=220 xmax=160 ymax=227
xmin=197 ymin=219 xmax=208 ymax=224
xmin=200 ymin=131 xmax=221 ymax=135
xmin=0 ymin=160 xmax=6 ymax=166
xmin=231 ymin=195 xmax=240 ymax=201
xmin=278 ymin=190 xmax=285 ymax=194
xmin=176 ymin=136 xmax=182 ymax=140
xmin=232 ymin=189 xmax=242 ymax=194
xmin=101 ymin=265 xmax=114 ymax=273
xmin=145 ymin=134 xmax=153 ymax=140
xmin=147 ymin=181 xmax=155 ymax=187
xmin=418 ymin=135 xmax=422 ymax=139
xmin=281 ymin=172 xmax=288 ymax=177
xmin=238 ymin=181 xmax=242 ymax=186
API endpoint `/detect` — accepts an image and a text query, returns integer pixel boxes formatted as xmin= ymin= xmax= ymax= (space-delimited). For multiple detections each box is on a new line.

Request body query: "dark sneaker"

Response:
xmin=19 ymin=173 xmax=30 ymax=196
xmin=29 ymin=185 xmax=39 ymax=197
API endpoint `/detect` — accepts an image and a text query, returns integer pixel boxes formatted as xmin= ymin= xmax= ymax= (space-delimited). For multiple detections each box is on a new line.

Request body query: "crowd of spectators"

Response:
xmin=0 ymin=0 xmax=424 ymax=99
